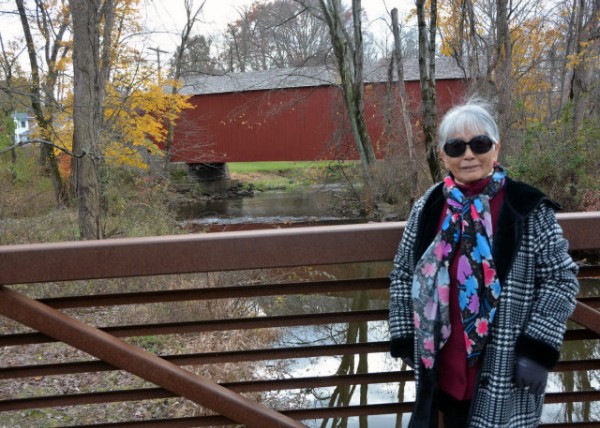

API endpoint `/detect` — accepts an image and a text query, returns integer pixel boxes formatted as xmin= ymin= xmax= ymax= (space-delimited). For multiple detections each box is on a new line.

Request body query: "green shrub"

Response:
xmin=506 ymin=106 xmax=599 ymax=211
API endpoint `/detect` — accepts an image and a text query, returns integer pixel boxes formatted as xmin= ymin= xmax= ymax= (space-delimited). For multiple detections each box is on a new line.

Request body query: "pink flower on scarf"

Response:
xmin=476 ymin=318 xmax=489 ymax=337
xmin=424 ymin=336 xmax=435 ymax=353
xmin=421 ymin=355 xmax=434 ymax=369
xmin=470 ymin=203 xmax=480 ymax=221
xmin=438 ymin=284 xmax=450 ymax=305
xmin=464 ymin=332 xmax=474 ymax=354
xmin=483 ymin=260 xmax=496 ymax=287
xmin=468 ymin=293 xmax=480 ymax=313
xmin=424 ymin=298 xmax=437 ymax=320
xmin=421 ymin=262 xmax=436 ymax=277
xmin=441 ymin=325 xmax=451 ymax=340
xmin=434 ymin=240 xmax=451 ymax=260
xmin=413 ymin=312 xmax=421 ymax=329
xmin=483 ymin=211 xmax=493 ymax=237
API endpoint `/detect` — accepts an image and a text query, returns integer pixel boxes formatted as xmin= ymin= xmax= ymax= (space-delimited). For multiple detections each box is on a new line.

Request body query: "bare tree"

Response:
xmin=164 ymin=0 xmax=205 ymax=165
xmin=175 ymin=34 xmax=220 ymax=77
xmin=441 ymin=0 xmax=486 ymax=96
xmin=315 ymin=0 xmax=376 ymax=183
xmin=0 ymin=34 xmax=25 ymax=177
xmin=416 ymin=0 xmax=441 ymax=183
xmin=570 ymin=0 xmax=600 ymax=132
xmin=15 ymin=0 xmax=70 ymax=206
xmin=390 ymin=7 xmax=417 ymax=196
xmin=494 ymin=0 xmax=512 ymax=142
xmin=220 ymin=0 xmax=331 ymax=72
xmin=69 ymin=0 xmax=115 ymax=239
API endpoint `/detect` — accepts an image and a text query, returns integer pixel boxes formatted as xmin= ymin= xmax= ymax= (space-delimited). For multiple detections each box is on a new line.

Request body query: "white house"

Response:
xmin=12 ymin=112 xmax=32 ymax=143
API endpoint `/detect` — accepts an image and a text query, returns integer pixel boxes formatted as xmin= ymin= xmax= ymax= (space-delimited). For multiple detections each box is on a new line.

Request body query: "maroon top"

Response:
xmin=436 ymin=176 xmax=506 ymax=401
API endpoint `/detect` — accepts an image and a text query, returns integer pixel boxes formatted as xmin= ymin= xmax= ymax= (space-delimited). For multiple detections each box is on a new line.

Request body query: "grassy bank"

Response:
xmin=228 ymin=160 xmax=359 ymax=191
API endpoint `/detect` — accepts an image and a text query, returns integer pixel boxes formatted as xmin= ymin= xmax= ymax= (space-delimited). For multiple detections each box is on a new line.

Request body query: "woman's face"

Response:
xmin=439 ymin=129 xmax=501 ymax=184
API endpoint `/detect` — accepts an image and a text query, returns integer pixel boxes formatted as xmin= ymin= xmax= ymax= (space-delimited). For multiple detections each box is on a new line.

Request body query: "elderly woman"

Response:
xmin=388 ymin=100 xmax=579 ymax=427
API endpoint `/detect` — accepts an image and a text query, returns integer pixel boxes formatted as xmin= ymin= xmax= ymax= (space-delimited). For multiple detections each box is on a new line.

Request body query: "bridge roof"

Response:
xmin=180 ymin=57 xmax=468 ymax=96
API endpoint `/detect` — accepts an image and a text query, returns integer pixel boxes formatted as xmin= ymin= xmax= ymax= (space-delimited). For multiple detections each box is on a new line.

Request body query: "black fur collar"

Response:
xmin=413 ymin=178 xmax=556 ymax=282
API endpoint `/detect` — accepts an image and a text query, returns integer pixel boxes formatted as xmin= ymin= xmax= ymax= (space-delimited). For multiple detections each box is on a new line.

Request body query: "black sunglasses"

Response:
xmin=443 ymin=135 xmax=495 ymax=157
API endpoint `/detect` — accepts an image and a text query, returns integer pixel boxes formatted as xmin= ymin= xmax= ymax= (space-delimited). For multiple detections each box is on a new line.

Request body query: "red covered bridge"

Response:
xmin=170 ymin=58 xmax=469 ymax=171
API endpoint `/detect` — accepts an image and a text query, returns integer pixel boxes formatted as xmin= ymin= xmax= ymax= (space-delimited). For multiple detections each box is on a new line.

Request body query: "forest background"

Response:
xmin=0 ymin=0 xmax=598 ymax=244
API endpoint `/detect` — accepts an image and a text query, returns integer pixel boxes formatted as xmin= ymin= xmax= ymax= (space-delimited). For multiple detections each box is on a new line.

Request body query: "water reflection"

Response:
xmin=268 ymin=277 xmax=599 ymax=427
xmin=551 ymin=277 xmax=600 ymax=423
xmin=265 ymin=284 xmax=412 ymax=428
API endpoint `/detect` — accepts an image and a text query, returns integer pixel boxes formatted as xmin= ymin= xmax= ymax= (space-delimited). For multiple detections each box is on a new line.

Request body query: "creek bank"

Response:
xmin=167 ymin=170 xmax=370 ymax=227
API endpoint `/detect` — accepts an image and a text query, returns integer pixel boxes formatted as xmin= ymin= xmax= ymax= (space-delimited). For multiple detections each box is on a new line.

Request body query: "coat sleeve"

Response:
xmin=388 ymin=196 xmax=426 ymax=359
xmin=515 ymin=204 xmax=580 ymax=369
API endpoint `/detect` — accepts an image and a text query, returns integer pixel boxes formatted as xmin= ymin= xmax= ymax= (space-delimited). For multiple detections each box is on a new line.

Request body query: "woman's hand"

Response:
xmin=515 ymin=356 xmax=549 ymax=395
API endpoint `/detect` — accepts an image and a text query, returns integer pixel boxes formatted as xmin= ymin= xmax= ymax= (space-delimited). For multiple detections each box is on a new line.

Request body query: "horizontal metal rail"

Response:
xmin=35 ymin=278 xmax=390 ymax=309
xmin=0 ymin=309 xmax=389 ymax=346
xmin=1 ymin=212 xmax=597 ymax=287
xmin=571 ymin=301 xmax=600 ymax=338
xmin=0 ymin=341 xmax=390 ymax=379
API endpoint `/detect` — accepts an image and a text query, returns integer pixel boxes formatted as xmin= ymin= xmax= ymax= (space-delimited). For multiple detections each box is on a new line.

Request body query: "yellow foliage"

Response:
xmin=436 ymin=0 xmax=591 ymax=124
xmin=103 ymin=82 xmax=193 ymax=169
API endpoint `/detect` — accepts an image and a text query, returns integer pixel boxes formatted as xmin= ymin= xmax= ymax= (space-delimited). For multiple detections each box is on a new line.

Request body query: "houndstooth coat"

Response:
xmin=389 ymin=178 xmax=579 ymax=427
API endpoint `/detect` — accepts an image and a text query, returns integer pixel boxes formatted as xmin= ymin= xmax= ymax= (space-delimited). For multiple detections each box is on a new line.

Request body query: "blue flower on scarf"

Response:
xmin=490 ymin=279 xmax=501 ymax=298
xmin=453 ymin=229 xmax=461 ymax=243
xmin=459 ymin=289 xmax=469 ymax=310
xmin=476 ymin=233 xmax=492 ymax=259
xmin=493 ymin=170 xmax=504 ymax=180
xmin=412 ymin=277 xmax=421 ymax=298
xmin=450 ymin=188 xmax=463 ymax=203
xmin=441 ymin=214 xmax=452 ymax=231
xmin=473 ymin=198 xmax=483 ymax=213
xmin=437 ymin=265 xmax=450 ymax=286
xmin=464 ymin=275 xmax=478 ymax=297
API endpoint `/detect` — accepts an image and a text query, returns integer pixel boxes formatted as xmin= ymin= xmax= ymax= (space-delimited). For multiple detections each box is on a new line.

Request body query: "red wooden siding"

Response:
xmin=170 ymin=79 xmax=467 ymax=164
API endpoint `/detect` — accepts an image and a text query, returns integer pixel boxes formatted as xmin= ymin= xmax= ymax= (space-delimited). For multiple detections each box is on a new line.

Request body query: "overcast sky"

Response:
xmin=0 ymin=0 xmax=414 ymax=69
xmin=141 ymin=0 xmax=414 ymax=56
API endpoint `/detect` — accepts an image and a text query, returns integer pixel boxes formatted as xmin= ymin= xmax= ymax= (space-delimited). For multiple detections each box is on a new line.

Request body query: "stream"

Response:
xmin=174 ymin=185 xmax=365 ymax=231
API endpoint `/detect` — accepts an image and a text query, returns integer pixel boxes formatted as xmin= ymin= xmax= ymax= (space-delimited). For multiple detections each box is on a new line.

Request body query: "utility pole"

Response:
xmin=149 ymin=46 xmax=169 ymax=83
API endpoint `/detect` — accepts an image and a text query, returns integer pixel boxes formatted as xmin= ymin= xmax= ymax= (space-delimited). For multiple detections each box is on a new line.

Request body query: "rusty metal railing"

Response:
xmin=0 ymin=212 xmax=599 ymax=427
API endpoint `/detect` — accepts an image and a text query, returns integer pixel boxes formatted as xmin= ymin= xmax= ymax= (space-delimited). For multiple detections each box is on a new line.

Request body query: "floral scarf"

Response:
xmin=412 ymin=165 xmax=507 ymax=369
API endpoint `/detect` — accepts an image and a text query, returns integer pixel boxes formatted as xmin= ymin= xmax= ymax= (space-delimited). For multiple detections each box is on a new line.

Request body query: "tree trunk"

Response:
xmin=165 ymin=0 xmax=205 ymax=167
xmin=69 ymin=0 xmax=113 ymax=239
xmin=559 ymin=0 xmax=578 ymax=116
xmin=318 ymin=0 xmax=376 ymax=184
xmin=0 ymin=37 xmax=18 ymax=180
xmin=391 ymin=8 xmax=419 ymax=200
xmin=15 ymin=0 xmax=69 ymax=207
xmin=495 ymin=0 xmax=513 ymax=142
xmin=570 ymin=0 xmax=589 ymax=133
xmin=465 ymin=0 xmax=483 ymax=95
xmin=416 ymin=0 xmax=441 ymax=183
xmin=390 ymin=10 xmax=414 ymax=147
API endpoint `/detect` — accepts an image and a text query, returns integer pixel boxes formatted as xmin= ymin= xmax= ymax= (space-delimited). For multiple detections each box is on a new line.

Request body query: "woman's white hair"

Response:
xmin=438 ymin=98 xmax=500 ymax=149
